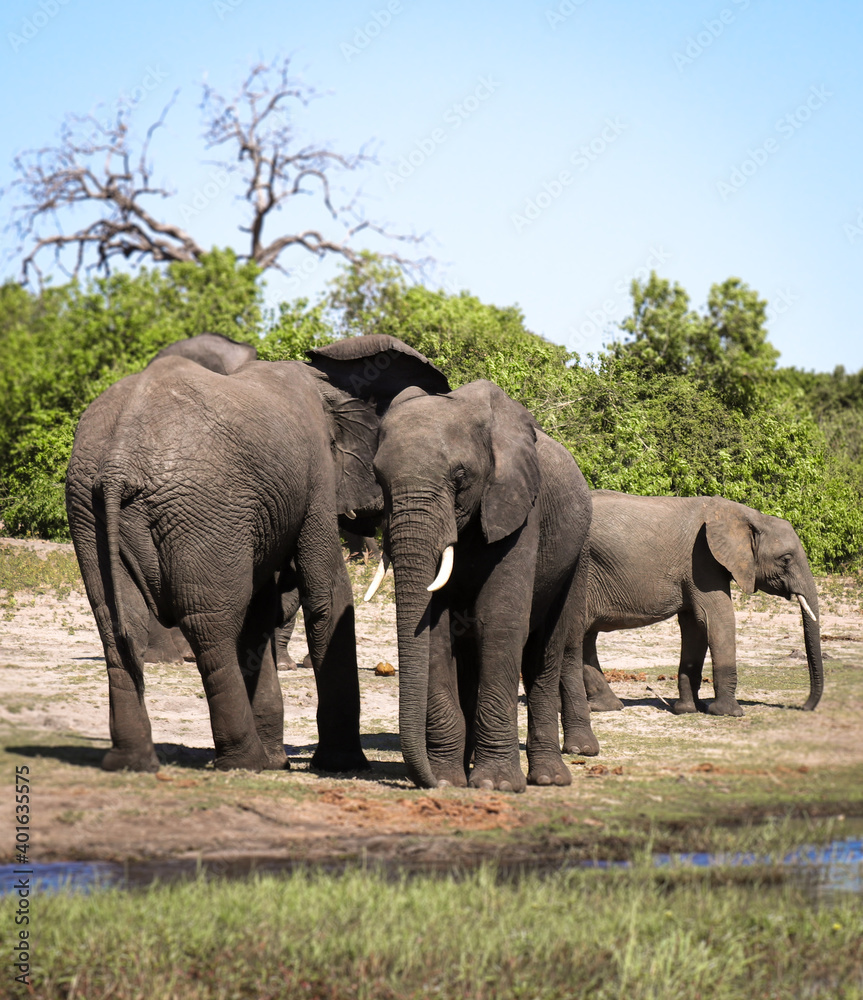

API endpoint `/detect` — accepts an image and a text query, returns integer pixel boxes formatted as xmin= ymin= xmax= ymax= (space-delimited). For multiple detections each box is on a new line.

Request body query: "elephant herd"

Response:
xmin=65 ymin=333 xmax=823 ymax=792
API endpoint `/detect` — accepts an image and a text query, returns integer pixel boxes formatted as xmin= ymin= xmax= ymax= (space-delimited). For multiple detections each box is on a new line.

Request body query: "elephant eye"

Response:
xmin=453 ymin=467 xmax=467 ymax=488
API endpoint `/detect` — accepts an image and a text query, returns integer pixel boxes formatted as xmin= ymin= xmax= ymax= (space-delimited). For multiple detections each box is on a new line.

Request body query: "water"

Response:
xmin=2 ymin=838 xmax=861 ymax=899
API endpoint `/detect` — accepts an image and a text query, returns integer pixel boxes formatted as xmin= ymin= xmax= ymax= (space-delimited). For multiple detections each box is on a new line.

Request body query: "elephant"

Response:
xmin=366 ymin=379 xmax=597 ymax=792
xmin=65 ymin=334 xmax=448 ymax=773
xmin=580 ymin=491 xmax=824 ymax=716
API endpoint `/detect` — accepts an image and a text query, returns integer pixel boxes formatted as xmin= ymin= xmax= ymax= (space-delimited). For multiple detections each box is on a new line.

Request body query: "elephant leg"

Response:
xmin=176 ymin=565 xmax=270 ymax=773
xmin=275 ymin=575 xmax=301 ymax=671
xmin=560 ymin=644 xmax=601 ymax=756
xmin=71 ymin=509 xmax=159 ymax=772
xmin=295 ymin=511 xmax=369 ymax=773
xmin=239 ymin=583 xmax=288 ymax=770
xmin=523 ymin=625 xmax=573 ymax=786
xmin=703 ymin=598 xmax=744 ymax=717
xmin=95 ymin=593 xmax=160 ymax=773
xmin=143 ymin=609 xmax=184 ymax=664
xmin=426 ymin=603 xmax=467 ymax=787
xmin=581 ymin=631 xmax=623 ymax=712
xmin=466 ymin=537 xmax=534 ymax=793
xmin=674 ymin=611 xmax=708 ymax=714
xmin=559 ymin=558 xmax=601 ymax=755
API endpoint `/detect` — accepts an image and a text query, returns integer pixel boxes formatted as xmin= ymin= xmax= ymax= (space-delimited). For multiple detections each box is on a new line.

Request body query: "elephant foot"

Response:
xmin=276 ymin=655 xmax=297 ymax=671
xmin=101 ymin=746 xmax=160 ymax=773
xmin=261 ymin=743 xmax=290 ymax=770
xmin=311 ymin=744 xmax=371 ymax=772
xmin=468 ymin=757 xmax=526 ymax=793
xmin=583 ymin=664 xmax=623 ymax=712
xmin=672 ymin=698 xmax=698 ymax=715
xmin=562 ymin=728 xmax=600 ymax=757
xmin=301 ymin=654 xmax=313 ymax=669
xmin=527 ymin=753 xmax=572 ymax=787
xmin=428 ymin=756 xmax=468 ymax=788
xmin=588 ymin=690 xmax=624 ymax=712
xmin=708 ymin=697 xmax=744 ymax=717
xmin=213 ymin=735 xmax=270 ymax=772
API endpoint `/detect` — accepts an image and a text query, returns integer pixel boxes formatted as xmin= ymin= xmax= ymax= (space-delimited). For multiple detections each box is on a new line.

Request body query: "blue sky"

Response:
xmin=2 ymin=0 xmax=860 ymax=371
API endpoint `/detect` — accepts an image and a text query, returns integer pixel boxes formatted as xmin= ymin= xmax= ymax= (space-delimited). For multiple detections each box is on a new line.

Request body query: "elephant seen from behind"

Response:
xmin=581 ymin=491 xmax=824 ymax=716
xmin=66 ymin=334 xmax=448 ymax=774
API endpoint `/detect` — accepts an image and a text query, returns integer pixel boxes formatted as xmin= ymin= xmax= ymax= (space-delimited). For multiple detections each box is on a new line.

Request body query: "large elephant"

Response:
xmin=581 ymin=491 xmax=824 ymax=716
xmin=66 ymin=335 xmax=448 ymax=773
xmin=367 ymin=379 xmax=597 ymax=792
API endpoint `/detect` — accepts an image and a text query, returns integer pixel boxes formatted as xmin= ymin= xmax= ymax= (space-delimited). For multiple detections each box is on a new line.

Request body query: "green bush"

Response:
xmin=0 ymin=249 xmax=262 ymax=538
xmin=2 ymin=252 xmax=862 ymax=570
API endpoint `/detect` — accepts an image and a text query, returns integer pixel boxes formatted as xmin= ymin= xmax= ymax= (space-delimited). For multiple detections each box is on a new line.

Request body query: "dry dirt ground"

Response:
xmin=1 ymin=539 xmax=862 ymax=868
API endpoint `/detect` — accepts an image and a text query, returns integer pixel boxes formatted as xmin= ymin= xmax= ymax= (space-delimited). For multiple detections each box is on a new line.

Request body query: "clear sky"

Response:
xmin=2 ymin=0 xmax=860 ymax=372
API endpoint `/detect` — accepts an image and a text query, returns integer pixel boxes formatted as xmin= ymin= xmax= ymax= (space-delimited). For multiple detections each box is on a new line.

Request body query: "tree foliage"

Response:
xmin=0 ymin=249 xmax=262 ymax=537
xmin=1 ymin=253 xmax=861 ymax=571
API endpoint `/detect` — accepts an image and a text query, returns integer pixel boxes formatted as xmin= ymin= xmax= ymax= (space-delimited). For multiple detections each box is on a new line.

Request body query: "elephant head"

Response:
xmin=705 ymin=501 xmax=823 ymax=710
xmin=306 ymin=335 xmax=451 ymax=521
xmin=372 ymin=379 xmax=541 ymax=787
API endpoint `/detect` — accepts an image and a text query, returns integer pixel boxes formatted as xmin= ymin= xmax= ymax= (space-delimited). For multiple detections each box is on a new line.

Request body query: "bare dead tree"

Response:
xmin=6 ymin=57 xmax=427 ymax=285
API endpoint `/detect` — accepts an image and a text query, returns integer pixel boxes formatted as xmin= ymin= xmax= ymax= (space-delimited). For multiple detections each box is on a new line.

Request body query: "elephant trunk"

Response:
xmin=387 ymin=493 xmax=457 ymax=789
xmin=797 ymin=579 xmax=823 ymax=711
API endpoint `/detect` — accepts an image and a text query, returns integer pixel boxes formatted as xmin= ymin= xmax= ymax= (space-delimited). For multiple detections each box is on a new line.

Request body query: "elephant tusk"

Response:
xmin=427 ymin=545 xmax=454 ymax=592
xmin=344 ymin=510 xmax=357 ymax=520
xmin=796 ymin=593 xmax=817 ymax=622
xmin=363 ymin=554 xmax=390 ymax=602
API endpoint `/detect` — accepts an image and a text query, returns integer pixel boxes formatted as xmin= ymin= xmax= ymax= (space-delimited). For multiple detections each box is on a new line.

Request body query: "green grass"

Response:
xmin=13 ymin=861 xmax=863 ymax=1000
xmin=0 ymin=542 xmax=82 ymax=604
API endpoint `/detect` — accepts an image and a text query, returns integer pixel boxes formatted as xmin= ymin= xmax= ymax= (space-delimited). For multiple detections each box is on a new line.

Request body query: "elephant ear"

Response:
xmin=460 ymin=380 xmax=541 ymax=544
xmin=330 ymin=392 xmax=383 ymax=516
xmin=306 ymin=335 xmax=450 ymax=404
xmin=704 ymin=502 xmax=758 ymax=594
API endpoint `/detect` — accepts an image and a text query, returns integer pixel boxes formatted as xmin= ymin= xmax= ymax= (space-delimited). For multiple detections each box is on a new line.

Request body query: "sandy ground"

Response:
xmin=1 ymin=540 xmax=862 ymax=864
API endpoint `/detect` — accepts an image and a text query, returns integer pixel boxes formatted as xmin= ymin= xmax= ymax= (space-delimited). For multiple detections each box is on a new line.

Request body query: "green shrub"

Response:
xmin=2 ymin=253 xmax=861 ymax=570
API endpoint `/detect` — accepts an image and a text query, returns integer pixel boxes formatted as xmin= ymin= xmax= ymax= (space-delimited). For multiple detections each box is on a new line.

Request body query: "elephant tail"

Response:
xmin=101 ymin=476 xmax=144 ymax=698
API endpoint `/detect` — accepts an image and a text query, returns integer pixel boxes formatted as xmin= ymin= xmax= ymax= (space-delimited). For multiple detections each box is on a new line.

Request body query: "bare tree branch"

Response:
xmin=4 ymin=56 xmax=430 ymax=286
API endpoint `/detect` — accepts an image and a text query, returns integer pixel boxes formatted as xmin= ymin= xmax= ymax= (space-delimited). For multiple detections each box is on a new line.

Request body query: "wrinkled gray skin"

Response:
xmin=143 ymin=333 xmax=259 ymax=666
xmin=373 ymin=380 xmax=596 ymax=792
xmin=142 ymin=337 xmax=380 ymax=670
xmin=149 ymin=332 xmax=257 ymax=375
xmin=66 ymin=335 xmax=447 ymax=774
xmin=581 ymin=491 xmax=824 ymax=716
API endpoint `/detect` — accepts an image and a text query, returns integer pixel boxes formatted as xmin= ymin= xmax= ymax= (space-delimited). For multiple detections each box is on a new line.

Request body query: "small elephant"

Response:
xmin=66 ymin=334 xmax=448 ymax=773
xmin=581 ymin=491 xmax=824 ymax=716
xmin=368 ymin=380 xmax=597 ymax=791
